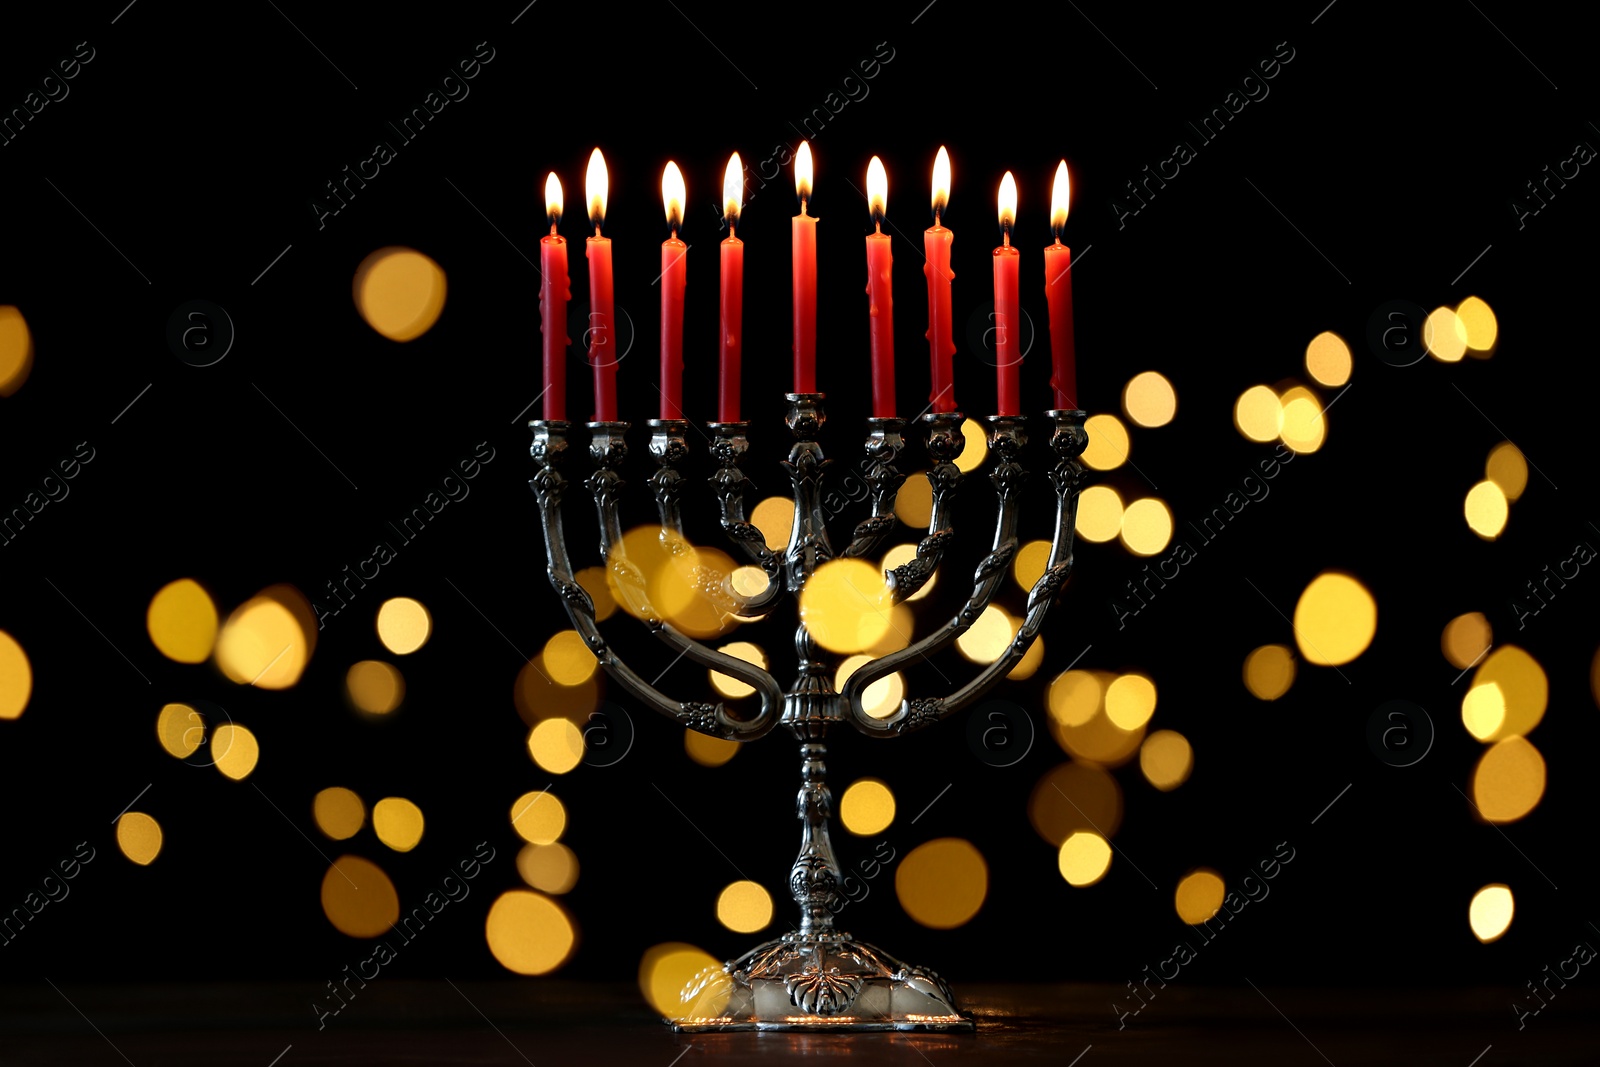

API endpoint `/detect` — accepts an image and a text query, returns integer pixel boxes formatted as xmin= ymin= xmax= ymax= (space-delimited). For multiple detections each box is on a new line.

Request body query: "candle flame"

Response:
xmin=586 ymin=147 xmax=608 ymax=232
xmin=997 ymin=170 xmax=1017 ymax=236
xmin=796 ymin=140 xmax=814 ymax=208
xmin=867 ymin=155 xmax=887 ymax=226
xmin=1051 ymin=160 xmax=1070 ymax=238
xmin=723 ymin=152 xmax=743 ymax=229
xmin=545 ymin=172 xmax=563 ymax=230
xmin=662 ymin=160 xmax=686 ymax=233
xmin=931 ymin=145 xmax=950 ymax=219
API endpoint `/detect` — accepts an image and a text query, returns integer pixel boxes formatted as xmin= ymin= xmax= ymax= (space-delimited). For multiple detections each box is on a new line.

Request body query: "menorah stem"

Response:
xmin=790 ymin=739 xmax=842 ymax=938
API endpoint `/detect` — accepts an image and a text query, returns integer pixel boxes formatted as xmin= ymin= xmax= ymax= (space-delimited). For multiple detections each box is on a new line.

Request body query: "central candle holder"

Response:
xmin=529 ymin=393 xmax=1089 ymax=1031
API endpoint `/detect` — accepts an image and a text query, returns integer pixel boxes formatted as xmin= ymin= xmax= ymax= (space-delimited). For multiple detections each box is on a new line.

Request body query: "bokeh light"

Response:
xmin=895 ymin=838 xmax=988 ymax=929
xmin=0 ymin=305 xmax=34 ymax=396
xmin=377 ymin=597 xmax=432 ymax=654
xmin=1461 ymin=682 xmax=1505 ymax=740
xmin=0 ymin=631 xmax=32 ymax=720
xmin=894 ymin=473 xmax=933 ymax=528
xmin=313 ymin=787 xmax=366 ymax=840
xmin=514 ymin=655 xmax=599 ymax=728
xmin=836 ymin=655 xmax=905 ymax=719
xmin=1174 ymin=869 xmax=1225 ymax=924
xmin=346 ymin=660 xmax=404 ymax=714
xmin=709 ymin=641 xmax=767 ymax=699
xmin=750 ymin=496 xmax=795 ymax=550
xmin=156 ymin=702 xmax=204 ymax=759
xmin=955 ymin=418 xmax=989 ymax=472
xmin=146 ymin=579 xmax=219 ymax=663
xmin=1484 ymin=442 xmax=1527 ymax=502
xmin=212 ymin=723 xmax=259 ymax=780
xmin=1464 ymin=480 xmax=1508 ymax=540
xmin=881 ymin=542 xmax=934 ymax=601
xmin=866 ymin=603 xmax=915 ymax=656
xmin=1292 ymin=573 xmax=1377 ymax=666
xmin=839 ymin=778 xmax=896 ymax=835
xmin=1278 ymin=386 xmax=1326 ymax=454
xmin=1243 ymin=644 xmax=1297 ymax=700
xmin=1425 ymin=306 xmax=1469 ymax=362
xmin=1456 ymin=296 xmax=1498 ymax=352
xmin=527 ymin=717 xmax=584 ymax=774
xmin=542 ymin=630 xmax=598 ymax=686
xmin=1009 ymin=636 xmax=1045 ymax=680
xmin=1082 ymin=414 xmax=1129 ymax=471
xmin=373 ymin=797 xmax=425 ymax=852
xmin=799 ymin=558 xmax=892 ymax=654
xmin=1057 ymin=831 xmax=1113 ymax=887
xmin=1105 ymin=673 xmax=1156 ymax=730
xmin=575 ymin=566 xmax=617 ymax=622
xmin=1234 ymin=385 xmax=1283 ymax=443
xmin=1050 ymin=668 xmax=1146 ymax=767
xmin=1047 ymin=669 xmax=1103 ymax=728
xmin=321 ymin=855 xmax=400 ymax=937
xmin=1123 ymin=371 xmax=1177 ymax=428
xmin=715 ymin=880 xmax=774 ymax=933
xmin=1441 ymin=612 xmax=1492 ymax=670
xmin=685 ymin=729 xmax=740 ymax=767
xmin=1140 ymin=730 xmax=1193 ymax=791
xmin=1471 ymin=737 xmax=1546 ymax=823
xmin=1075 ymin=485 xmax=1124 ymax=543
xmin=1028 ymin=761 xmax=1123 ymax=846
xmin=511 ymin=790 xmax=567 ymax=845
xmin=607 ymin=527 xmax=738 ymax=640
xmin=1119 ymin=498 xmax=1173 ymax=556
xmin=116 ymin=812 xmax=162 ymax=866
xmin=353 ymin=247 xmax=447 ymax=342
xmin=485 ymin=890 xmax=576 ymax=975
xmin=1470 ymin=645 xmax=1546 ymax=740
xmin=1469 ymin=884 xmax=1514 ymax=942
xmin=215 ymin=588 xmax=314 ymax=689
xmin=1304 ymin=331 xmax=1352 ymax=387
xmin=1013 ymin=539 xmax=1051 ymax=592
xmin=517 ymin=842 xmax=579 ymax=894
xmin=639 ymin=942 xmax=730 ymax=1020
xmin=956 ymin=604 xmax=1014 ymax=664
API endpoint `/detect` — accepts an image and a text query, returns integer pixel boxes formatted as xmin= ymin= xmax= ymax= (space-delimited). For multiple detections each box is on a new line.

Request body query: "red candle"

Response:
xmin=864 ymin=156 xmax=896 ymax=417
xmin=993 ymin=171 xmax=1021 ymax=416
xmin=659 ymin=160 xmax=688 ymax=420
xmin=539 ymin=171 xmax=570 ymax=420
xmin=585 ymin=148 xmax=617 ymax=422
xmin=1044 ymin=161 xmax=1077 ymax=411
xmin=719 ymin=153 xmax=745 ymax=422
xmin=923 ymin=146 xmax=956 ymax=413
xmin=792 ymin=140 xmax=818 ymax=393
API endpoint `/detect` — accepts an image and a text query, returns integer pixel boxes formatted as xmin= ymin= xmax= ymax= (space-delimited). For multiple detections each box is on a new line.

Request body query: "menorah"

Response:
xmin=528 ymin=392 xmax=1089 ymax=1031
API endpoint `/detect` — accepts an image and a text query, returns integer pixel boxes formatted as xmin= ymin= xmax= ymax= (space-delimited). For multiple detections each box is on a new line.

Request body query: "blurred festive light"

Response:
xmin=146 ymin=579 xmax=219 ymax=663
xmin=1051 ymin=672 xmax=1145 ymax=766
xmin=1441 ymin=612 xmax=1493 ymax=670
xmin=1028 ymin=761 xmax=1123 ymax=846
xmin=1472 ymin=736 xmax=1546 ymax=823
xmin=543 ymin=630 xmax=598 ymax=686
xmin=895 ymin=838 xmax=988 ymax=929
xmin=514 ymin=655 xmax=599 ymax=728
xmin=346 ymin=660 xmax=404 ymax=714
xmin=639 ymin=942 xmax=730 ymax=1019
xmin=1278 ymin=386 xmax=1326 ymax=454
xmin=1460 ymin=683 xmax=1506 ymax=740
xmin=215 ymin=588 xmax=314 ymax=689
xmin=211 ymin=723 xmax=259 ymax=780
xmin=511 ymin=790 xmax=567 ymax=845
xmin=1484 ymin=442 xmax=1527 ymax=502
xmin=1469 ymin=883 xmax=1514 ymax=943
xmin=956 ymin=604 xmax=1014 ymax=663
xmin=1047 ymin=669 xmax=1103 ymax=727
xmin=377 ymin=597 xmax=432 ymax=654
xmin=865 ymin=603 xmax=915 ymax=656
xmin=716 ymin=880 xmax=774 ymax=933
xmin=0 ymin=631 xmax=32 ymax=720
xmin=517 ymin=842 xmax=579 ymax=894
xmin=1009 ymin=636 xmax=1045 ymax=680
xmin=750 ymin=496 xmax=795 ymax=549
xmin=1234 ymin=385 xmax=1283 ymax=443
xmin=882 ymin=542 xmax=935 ymax=601
xmin=1105 ymin=673 xmax=1156 ymax=730
xmin=575 ymin=565 xmax=617 ymax=622
xmin=607 ymin=527 xmax=734 ymax=639
xmin=1074 ymin=485 xmax=1124 ymax=543
xmin=1243 ymin=644 xmax=1297 ymax=700
xmin=373 ymin=797 xmax=425 ymax=852
xmin=1304 ymin=331 xmax=1352 ymax=387
xmin=156 ymin=702 xmax=204 ymax=758
xmin=1122 ymin=371 xmax=1177 ymax=428
xmin=0 ymin=305 xmax=34 ymax=396
xmin=663 ymin=544 xmax=741 ymax=639
xmin=1473 ymin=645 xmax=1546 ymax=740
xmin=1013 ymin=539 xmax=1051 ymax=591
xmin=485 ymin=890 xmax=576 ymax=975
xmin=710 ymin=641 xmax=767 ymax=699
xmin=528 ymin=717 xmax=584 ymax=774
xmin=684 ymin=729 xmax=740 ymax=767
xmin=353 ymin=247 xmax=447 ymax=342
xmin=1174 ymin=869 xmax=1225 ymax=924
xmin=839 ymin=778 xmax=896 ymax=835
xmin=1081 ymin=414 xmax=1129 ymax=470
xmin=321 ymin=855 xmax=400 ymax=937
xmin=313 ymin=787 xmax=366 ymax=841
xmin=836 ymin=655 xmax=905 ymax=719
xmin=799 ymin=558 xmax=893 ymax=654
xmin=116 ymin=812 xmax=162 ymax=866
xmin=893 ymin=473 xmax=933 ymax=528
xmin=955 ymin=418 xmax=989 ymax=472
xmin=1057 ymin=831 xmax=1113 ymax=887
xmin=1464 ymin=480 xmax=1509 ymax=540
xmin=1424 ymin=306 xmax=1469 ymax=362
xmin=1456 ymin=296 xmax=1498 ymax=352
xmin=1140 ymin=730 xmax=1193 ymax=791
xmin=1119 ymin=498 xmax=1173 ymax=556
xmin=1293 ymin=573 xmax=1377 ymax=666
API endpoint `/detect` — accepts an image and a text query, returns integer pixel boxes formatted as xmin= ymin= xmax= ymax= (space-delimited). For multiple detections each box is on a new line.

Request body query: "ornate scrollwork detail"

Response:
xmin=550 ymin=577 xmax=595 ymax=615
xmin=973 ymin=541 xmax=1018 ymax=580
xmin=896 ymin=698 xmax=945 ymax=734
xmin=785 ymin=968 xmax=864 ymax=1016
xmin=528 ymin=470 xmax=565 ymax=509
xmin=790 ymin=854 xmax=841 ymax=911
xmin=1026 ymin=561 xmax=1071 ymax=613
xmin=682 ymin=701 xmax=720 ymax=736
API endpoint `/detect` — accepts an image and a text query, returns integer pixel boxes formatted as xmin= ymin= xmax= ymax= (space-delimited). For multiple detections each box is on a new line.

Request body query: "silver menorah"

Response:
xmin=529 ymin=393 xmax=1088 ymax=1031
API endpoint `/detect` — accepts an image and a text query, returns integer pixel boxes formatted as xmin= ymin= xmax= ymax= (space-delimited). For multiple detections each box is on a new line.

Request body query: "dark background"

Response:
xmin=0 ymin=0 xmax=1595 ymax=998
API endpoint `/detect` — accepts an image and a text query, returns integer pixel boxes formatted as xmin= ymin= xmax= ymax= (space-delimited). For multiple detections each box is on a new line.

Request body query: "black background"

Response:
xmin=0 ymin=0 xmax=1595 ymax=996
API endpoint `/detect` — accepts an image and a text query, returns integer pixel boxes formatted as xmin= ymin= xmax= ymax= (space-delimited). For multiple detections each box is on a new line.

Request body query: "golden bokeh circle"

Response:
xmin=895 ymin=838 xmax=988 ymax=929
xmin=354 ymin=247 xmax=448 ymax=342
xmin=485 ymin=890 xmax=576 ymax=975
xmin=321 ymin=855 xmax=400 ymax=938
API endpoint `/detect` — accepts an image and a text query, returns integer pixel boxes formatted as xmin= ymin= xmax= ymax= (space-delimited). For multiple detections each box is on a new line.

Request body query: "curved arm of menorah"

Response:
xmin=884 ymin=411 xmax=966 ymax=603
xmin=707 ymin=421 xmax=788 ymax=616
xmin=846 ymin=410 xmax=1089 ymax=737
xmin=530 ymin=420 xmax=784 ymax=742
xmin=841 ymin=418 xmax=906 ymax=560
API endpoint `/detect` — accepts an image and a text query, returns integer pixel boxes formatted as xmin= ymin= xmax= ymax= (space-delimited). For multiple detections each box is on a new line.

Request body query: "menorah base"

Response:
xmin=669 ymin=931 xmax=975 ymax=1032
